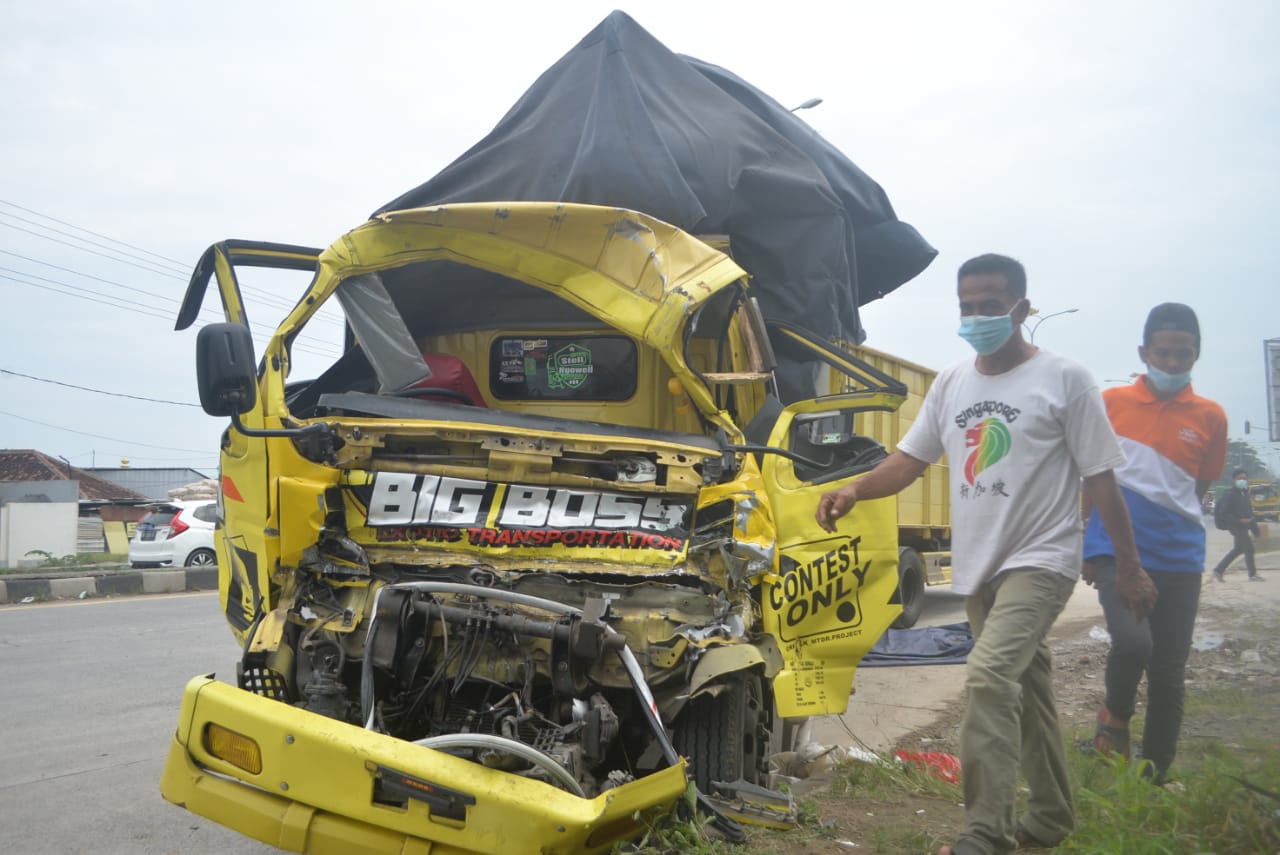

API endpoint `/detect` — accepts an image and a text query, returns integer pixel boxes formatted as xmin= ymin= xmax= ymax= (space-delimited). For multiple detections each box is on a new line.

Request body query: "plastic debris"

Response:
xmin=1192 ymin=629 xmax=1225 ymax=651
xmin=844 ymin=745 xmax=884 ymax=766
xmin=1088 ymin=625 xmax=1111 ymax=643
xmin=893 ymin=750 xmax=962 ymax=784
xmin=773 ymin=742 xmax=871 ymax=778
xmin=19 ymin=596 xmax=34 ymax=604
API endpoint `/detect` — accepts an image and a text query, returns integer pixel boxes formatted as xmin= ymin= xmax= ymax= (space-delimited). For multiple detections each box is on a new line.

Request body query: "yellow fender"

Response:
xmin=687 ymin=637 xmax=783 ymax=699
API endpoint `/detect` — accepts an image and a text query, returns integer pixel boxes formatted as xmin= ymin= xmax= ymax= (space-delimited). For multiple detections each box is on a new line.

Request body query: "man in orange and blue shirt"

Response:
xmin=1083 ymin=303 xmax=1227 ymax=782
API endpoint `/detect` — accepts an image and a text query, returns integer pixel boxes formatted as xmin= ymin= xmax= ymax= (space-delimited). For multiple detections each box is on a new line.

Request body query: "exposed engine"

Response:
xmin=253 ymin=575 xmax=685 ymax=799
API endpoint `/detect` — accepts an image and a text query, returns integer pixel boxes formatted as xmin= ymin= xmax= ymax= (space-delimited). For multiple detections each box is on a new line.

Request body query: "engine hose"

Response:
xmin=361 ymin=582 xmax=745 ymax=841
xmin=415 ymin=733 xmax=586 ymax=797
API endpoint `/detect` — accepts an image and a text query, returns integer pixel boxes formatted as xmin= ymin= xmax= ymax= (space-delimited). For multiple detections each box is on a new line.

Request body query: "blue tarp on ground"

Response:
xmin=861 ymin=622 xmax=974 ymax=667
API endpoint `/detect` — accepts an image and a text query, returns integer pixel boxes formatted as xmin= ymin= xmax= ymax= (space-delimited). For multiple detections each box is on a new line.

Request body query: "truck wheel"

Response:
xmin=891 ymin=547 xmax=926 ymax=629
xmin=672 ymin=671 xmax=767 ymax=791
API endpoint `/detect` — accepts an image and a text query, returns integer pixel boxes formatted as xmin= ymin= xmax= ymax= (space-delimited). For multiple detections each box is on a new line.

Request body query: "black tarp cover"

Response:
xmin=376 ymin=10 xmax=935 ymax=355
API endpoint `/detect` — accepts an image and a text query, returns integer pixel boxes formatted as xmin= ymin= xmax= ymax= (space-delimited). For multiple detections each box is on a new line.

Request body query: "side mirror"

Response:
xmin=196 ymin=323 xmax=257 ymax=417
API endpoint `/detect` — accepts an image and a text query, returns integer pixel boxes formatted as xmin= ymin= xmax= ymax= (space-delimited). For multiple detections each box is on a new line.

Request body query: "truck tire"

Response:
xmin=891 ymin=547 xmax=926 ymax=629
xmin=672 ymin=671 xmax=767 ymax=791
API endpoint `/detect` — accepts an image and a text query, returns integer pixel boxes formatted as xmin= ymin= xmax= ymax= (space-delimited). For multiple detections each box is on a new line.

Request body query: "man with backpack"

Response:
xmin=1212 ymin=469 xmax=1261 ymax=581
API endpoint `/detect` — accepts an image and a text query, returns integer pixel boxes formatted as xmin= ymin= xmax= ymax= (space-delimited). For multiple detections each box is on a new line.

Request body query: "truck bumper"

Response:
xmin=160 ymin=676 xmax=687 ymax=854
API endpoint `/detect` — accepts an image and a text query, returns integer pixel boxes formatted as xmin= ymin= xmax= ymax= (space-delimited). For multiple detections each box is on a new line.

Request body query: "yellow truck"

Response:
xmin=160 ymin=204 xmax=928 ymax=853
xmin=1250 ymin=480 xmax=1280 ymax=522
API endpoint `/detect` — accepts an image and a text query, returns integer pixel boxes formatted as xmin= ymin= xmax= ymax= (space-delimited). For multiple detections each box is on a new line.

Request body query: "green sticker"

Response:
xmin=547 ymin=343 xmax=593 ymax=389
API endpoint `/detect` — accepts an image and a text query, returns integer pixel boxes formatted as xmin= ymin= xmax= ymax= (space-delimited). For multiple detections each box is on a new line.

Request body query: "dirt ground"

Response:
xmin=750 ymin=535 xmax=1280 ymax=854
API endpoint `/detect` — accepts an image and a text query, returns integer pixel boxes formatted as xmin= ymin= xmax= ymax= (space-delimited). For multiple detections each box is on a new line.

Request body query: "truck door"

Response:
xmin=755 ymin=322 xmax=912 ymax=717
xmin=176 ymin=241 xmax=322 ymax=639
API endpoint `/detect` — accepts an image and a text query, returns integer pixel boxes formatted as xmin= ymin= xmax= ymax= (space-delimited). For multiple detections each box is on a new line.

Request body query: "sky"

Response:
xmin=2 ymin=0 xmax=1279 ymax=479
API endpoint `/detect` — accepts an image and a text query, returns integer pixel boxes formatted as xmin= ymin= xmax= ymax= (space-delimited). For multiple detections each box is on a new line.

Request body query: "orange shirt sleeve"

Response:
xmin=1199 ymin=406 xmax=1228 ymax=482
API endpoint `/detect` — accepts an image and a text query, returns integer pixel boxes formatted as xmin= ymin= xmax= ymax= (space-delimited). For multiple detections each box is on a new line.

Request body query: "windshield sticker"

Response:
xmin=489 ymin=335 xmax=636 ymax=402
xmin=497 ymin=356 xmax=526 ymax=384
xmin=547 ymin=343 xmax=593 ymax=389
xmin=347 ymin=472 xmax=690 ymax=552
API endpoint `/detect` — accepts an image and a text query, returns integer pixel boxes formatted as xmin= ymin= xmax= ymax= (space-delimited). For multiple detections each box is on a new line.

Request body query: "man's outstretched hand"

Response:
xmin=816 ymin=484 xmax=857 ymax=533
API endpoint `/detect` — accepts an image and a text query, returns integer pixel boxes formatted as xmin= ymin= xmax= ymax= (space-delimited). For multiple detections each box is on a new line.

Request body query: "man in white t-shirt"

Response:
xmin=817 ymin=253 xmax=1157 ymax=855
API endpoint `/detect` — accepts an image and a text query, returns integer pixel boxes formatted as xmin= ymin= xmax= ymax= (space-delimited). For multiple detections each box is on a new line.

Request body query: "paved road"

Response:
xmin=2 ymin=524 xmax=1270 ymax=851
xmin=0 ymin=593 xmax=276 ymax=855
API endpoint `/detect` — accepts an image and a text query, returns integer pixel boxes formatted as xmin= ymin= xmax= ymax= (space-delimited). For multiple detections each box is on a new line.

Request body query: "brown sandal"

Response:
xmin=1092 ymin=707 xmax=1130 ymax=759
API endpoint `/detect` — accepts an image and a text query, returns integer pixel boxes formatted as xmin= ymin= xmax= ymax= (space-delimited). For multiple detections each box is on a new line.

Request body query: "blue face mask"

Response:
xmin=1235 ymin=479 xmax=1249 ymax=490
xmin=1147 ymin=365 xmax=1191 ymax=393
xmin=958 ymin=312 xmax=1015 ymax=355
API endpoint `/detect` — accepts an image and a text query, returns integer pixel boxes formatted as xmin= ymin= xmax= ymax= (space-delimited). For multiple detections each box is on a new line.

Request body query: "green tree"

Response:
xmin=1217 ymin=439 xmax=1275 ymax=492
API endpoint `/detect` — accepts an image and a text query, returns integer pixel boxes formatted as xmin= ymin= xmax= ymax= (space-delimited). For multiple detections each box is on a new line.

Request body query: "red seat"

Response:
xmin=401 ymin=354 xmax=487 ymax=406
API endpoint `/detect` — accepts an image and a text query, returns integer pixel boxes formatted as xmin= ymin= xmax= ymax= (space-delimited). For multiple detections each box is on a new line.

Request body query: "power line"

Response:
xmin=0 ymin=368 xmax=200 ymax=407
xmin=0 ymin=201 xmax=341 ymax=321
xmin=0 ymin=198 xmax=190 ymax=268
xmin=0 ymin=209 xmax=188 ymax=275
xmin=0 ymin=408 xmax=217 ymax=453
xmin=0 ymin=247 xmax=344 ymax=344
xmin=0 ymin=250 xmax=222 ymax=320
xmin=0 ymin=272 xmax=342 ymax=359
xmin=0 ymin=203 xmax=348 ymax=343
xmin=0 ymin=271 xmax=176 ymax=322
xmin=0 ymin=219 xmax=184 ymax=279
xmin=71 ymin=453 xmax=220 ymax=464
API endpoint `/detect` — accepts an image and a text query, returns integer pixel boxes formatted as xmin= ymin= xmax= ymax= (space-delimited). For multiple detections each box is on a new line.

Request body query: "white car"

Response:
xmin=128 ymin=501 xmax=217 ymax=568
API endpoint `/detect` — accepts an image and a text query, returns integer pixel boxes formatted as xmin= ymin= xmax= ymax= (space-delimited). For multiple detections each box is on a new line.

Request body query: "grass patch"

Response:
xmin=1 ymin=553 xmax=129 ymax=575
xmin=1067 ymin=749 xmax=1280 ymax=853
xmin=613 ymin=784 xmax=756 ymax=854
xmin=1185 ymin=684 xmax=1252 ymax=715
xmin=1063 ymin=674 xmax=1280 ymax=854
xmin=829 ymin=754 xmax=962 ymax=802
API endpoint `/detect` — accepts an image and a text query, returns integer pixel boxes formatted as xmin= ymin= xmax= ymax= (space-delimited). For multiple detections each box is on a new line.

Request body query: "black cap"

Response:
xmin=1143 ymin=303 xmax=1200 ymax=347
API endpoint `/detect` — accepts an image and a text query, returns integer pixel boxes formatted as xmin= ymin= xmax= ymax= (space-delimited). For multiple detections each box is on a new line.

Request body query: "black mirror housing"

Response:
xmin=196 ymin=323 xmax=257 ymax=417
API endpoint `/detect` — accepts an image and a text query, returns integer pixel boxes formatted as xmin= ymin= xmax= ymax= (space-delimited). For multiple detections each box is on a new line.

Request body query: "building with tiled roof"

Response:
xmin=0 ymin=449 xmax=150 ymax=502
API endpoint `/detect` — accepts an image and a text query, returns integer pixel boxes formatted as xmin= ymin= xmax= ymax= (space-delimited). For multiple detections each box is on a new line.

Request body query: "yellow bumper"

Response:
xmin=160 ymin=677 xmax=687 ymax=854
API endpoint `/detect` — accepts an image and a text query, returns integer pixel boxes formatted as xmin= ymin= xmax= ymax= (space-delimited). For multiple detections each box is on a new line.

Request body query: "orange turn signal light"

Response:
xmin=204 ymin=723 xmax=263 ymax=775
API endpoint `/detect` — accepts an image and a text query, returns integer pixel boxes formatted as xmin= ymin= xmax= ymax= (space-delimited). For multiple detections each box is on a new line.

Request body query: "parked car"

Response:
xmin=128 ymin=501 xmax=217 ymax=568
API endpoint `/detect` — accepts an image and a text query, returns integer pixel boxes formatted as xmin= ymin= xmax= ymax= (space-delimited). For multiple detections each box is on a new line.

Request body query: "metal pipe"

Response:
xmin=414 ymin=733 xmax=586 ymax=797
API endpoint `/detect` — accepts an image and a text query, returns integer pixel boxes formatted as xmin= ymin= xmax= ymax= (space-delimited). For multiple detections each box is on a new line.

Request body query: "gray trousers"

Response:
xmin=1093 ymin=557 xmax=1202 ymax=777
xmin=957 ymin=568 xmax=1077 ymax=855
xmin=1211 ymin=529 xmax=1256 ymax=577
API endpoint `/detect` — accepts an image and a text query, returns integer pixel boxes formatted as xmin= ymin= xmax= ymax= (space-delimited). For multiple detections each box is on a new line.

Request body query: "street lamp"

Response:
xmin=789 ymin=97 xmax=823 ymax=113
xmin=1026 ymin=307 xmax=1078 ymax=343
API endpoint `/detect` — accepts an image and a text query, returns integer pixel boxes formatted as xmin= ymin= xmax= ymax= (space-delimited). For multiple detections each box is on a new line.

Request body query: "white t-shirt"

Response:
xmin=898 ymin=350 xmax=1123 ymax=595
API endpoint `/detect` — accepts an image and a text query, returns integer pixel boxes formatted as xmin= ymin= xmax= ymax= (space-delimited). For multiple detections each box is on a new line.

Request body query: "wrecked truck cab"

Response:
xmin=162 ymin=203 xmax=906 ymax=853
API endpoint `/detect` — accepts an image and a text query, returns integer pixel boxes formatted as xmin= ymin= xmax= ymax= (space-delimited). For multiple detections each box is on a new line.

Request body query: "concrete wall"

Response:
xmin=0 ymin=502 xmax=78 ymax=568
xmin=0 ymin=480 xmax=78 ymax=503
